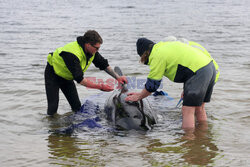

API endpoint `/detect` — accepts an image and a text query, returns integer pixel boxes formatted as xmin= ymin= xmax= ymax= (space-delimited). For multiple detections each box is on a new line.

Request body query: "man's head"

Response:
xmin=136 ymin=38 xmax=155 ymax=65
xmin=136 ymin=38 xmax=154 ymax=57
xmin=83 ymin=30 xmax=103 ymax=54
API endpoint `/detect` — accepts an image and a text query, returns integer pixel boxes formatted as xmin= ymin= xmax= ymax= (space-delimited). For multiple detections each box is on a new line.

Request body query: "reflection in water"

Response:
xmin=0 ymin=0 xmax=249 ymax=165
xmin=46 ymin=116 xmax=105 ymax=166
xmin=147 ymin=123 xmax=219 ymax=166
xmin=47 ymin=135 xmax=81 ymax=161
xmin=180 ymin=123 xmax=219 ymax=166
xmin=47 ymin=133 xmax=107 ymax=166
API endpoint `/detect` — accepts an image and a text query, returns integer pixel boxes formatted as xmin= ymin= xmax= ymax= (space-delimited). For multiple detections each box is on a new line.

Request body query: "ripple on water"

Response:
xmin=0 ymin=0 xmax=250 ymax=166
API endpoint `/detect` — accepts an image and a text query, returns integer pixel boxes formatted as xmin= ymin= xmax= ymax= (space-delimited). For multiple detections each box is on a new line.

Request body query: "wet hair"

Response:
xmin=82 ymin=30 xmax=103 ymax=45
xmin=140 ymin=44 xmax=154 ymax=65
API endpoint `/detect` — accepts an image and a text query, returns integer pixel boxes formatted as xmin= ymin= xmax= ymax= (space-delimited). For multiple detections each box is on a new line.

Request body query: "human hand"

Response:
xmin=181 ymin=91 xmax=184 ymax=98
xmin=100 ymin=83 xmax=114 ymax=92
xmin=125 ymin=92 xmax=140 ymax=102
xmin=127 ymin=92 xmax=139 ymax=96
xmin=117 ymin=76 xmax=128 ymax=85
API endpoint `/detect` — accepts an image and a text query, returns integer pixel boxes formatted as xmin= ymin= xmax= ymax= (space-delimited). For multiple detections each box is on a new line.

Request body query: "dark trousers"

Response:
xmin=183 ymin=61 xmax=216 ymax=106
xmin=44 ymin=63 xmax=81 ymax=115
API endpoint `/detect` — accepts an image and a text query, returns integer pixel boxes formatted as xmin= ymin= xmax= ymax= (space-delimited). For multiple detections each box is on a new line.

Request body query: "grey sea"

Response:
xmin=0 ymin=0 xmax=250 ymax=166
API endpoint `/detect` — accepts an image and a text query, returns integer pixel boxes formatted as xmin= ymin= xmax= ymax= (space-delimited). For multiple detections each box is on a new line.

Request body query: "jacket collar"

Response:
xmin=77 ymin=36 xmax=92 ymax=59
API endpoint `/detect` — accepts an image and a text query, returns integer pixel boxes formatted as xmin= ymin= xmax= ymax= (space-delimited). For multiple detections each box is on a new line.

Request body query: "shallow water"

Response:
xmin=1 ymin=0 xmax=250 ymax=166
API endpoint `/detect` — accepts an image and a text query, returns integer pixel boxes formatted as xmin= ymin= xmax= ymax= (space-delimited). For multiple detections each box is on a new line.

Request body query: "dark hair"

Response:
xmin=82 ymin=30 xmax=103 ymax=45
xmin=140 ymin=44 xmax=154 ymax=65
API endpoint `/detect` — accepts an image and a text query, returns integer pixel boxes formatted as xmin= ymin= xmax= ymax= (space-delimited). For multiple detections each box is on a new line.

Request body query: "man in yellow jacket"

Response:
xmin=45 ymin=30 xmax=127 ymax=116
xmin=125 ymin=38 xmax=219 ymax=129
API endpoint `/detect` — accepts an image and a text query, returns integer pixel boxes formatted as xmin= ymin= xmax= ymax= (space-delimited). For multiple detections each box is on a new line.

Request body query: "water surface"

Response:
xmin=0 ymin=0 xmax=250 ymax=166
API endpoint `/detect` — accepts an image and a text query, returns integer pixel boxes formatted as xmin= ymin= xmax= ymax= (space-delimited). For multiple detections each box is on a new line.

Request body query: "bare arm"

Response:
xmin=125 ymin=88 xmax=152 ymax=101
xmin=104 ymin=66 xmax=128 ymax=84
xmin=104 ymin=66 xmax=120 ymax=79
xmin=79 ymin=78 xmax=101 ymax=89
xmin=79 ymin=78 xmax=113 ymax=91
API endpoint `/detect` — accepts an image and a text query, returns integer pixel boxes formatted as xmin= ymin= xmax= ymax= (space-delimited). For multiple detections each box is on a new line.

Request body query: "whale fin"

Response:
xmin=114 ymin=66 xmax=123 ymax=76
xmin=114 ymin=66 xmax=128 ymax=92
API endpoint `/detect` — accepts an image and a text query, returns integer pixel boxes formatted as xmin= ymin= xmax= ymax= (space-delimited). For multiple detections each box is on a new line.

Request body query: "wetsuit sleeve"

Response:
xmin=92 ymin=52 xmax=109 ymax=70
xmin=60 ymin=51 xmax=83 ymax=83
xmin=145 ymin=78 xmax=162 ymax=92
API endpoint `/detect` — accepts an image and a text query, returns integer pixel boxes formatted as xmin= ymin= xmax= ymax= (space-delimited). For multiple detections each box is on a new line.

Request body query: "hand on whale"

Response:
xmin=100 ymin=83 xmax=114 ymax=92
xmin=117 ymin=76 xmax=128 ymax=85
xmin=104 ymin=66 xmax=158 ymax=131
xmin=125 ymin=92 xmax=141 ymax=101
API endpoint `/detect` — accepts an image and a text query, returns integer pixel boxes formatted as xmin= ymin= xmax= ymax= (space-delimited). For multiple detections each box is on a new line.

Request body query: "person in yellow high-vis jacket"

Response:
xmin=45 ymin=30 xmax=127 ymax=116
xmin=125 ymin=38 xmax=219 ymax=129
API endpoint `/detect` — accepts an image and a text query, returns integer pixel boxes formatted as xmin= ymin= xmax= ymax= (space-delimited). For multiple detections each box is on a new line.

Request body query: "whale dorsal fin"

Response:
xmin=114 ymin=66 xmax=128 ymax=93
xmin=114 ymin=66 xmax=123 ymax=76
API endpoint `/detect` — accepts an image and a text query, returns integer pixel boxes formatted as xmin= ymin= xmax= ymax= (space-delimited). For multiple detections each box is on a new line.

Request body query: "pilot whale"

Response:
xmin=104 ymin=67 xmax=158 ymax=130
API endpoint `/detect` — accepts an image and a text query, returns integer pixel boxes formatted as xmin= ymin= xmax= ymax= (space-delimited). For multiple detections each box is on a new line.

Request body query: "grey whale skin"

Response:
xmin=104 ymin=67 xmax=157 ymax=130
